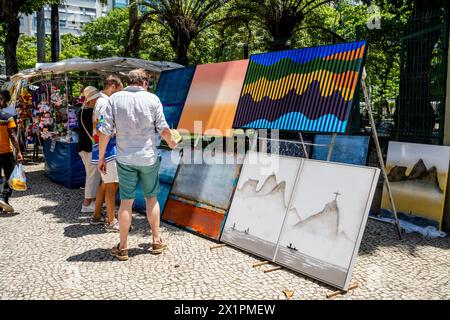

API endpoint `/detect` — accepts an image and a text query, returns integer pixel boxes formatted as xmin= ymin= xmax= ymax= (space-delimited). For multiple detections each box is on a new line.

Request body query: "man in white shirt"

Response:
xmin=98 ymin=69 xmax=178 ymax=261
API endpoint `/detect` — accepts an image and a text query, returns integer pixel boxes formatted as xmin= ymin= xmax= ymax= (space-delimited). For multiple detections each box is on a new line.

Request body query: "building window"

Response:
xmin=85 ymin=8 xmax=96 ymax=15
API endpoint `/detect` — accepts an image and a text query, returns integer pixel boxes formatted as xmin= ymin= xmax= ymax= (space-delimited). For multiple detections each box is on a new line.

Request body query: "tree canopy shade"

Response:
xmin=0 ymin=0 xmax=60 ymax=75
xmin=229 ymin=0 xmax=337 ymax=52
xmin=125 ymin=0 xmax=233 ymax=65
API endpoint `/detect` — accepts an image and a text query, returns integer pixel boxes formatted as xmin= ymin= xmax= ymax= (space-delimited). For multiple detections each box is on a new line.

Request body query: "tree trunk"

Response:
xmin=269 ymin=36 xmax=291 ymax=52
xmin=37 ymin=7 xmax=46 ymax=63
xmin=51 ymin=4 xmax=60 ymax=62
xmin=172 ymin=37 xmax=190 ymax=66
xmin=4 ymin=16 xmax=20 ymax=76
xmin=128 ymin=0 xmax=139 ymax=57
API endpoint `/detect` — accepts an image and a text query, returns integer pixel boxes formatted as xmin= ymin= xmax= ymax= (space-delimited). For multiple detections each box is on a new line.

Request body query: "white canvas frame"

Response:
xmin=221 ymin=152 xmax=380 ymax=291
xmin=274 ymin=159 xmax=380 ymax=290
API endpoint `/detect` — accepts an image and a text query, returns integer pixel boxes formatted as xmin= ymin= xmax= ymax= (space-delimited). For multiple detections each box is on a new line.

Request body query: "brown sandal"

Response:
xmin=111 ymin=244 xmax=128 ymax=261
xmin=152 ymin=239 xmax=168 ymax=255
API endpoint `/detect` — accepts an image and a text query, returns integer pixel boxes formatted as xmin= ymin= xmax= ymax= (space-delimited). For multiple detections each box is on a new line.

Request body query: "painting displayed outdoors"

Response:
xmin=177 ymin=60 xmax=249 ymax=136
xmin=233 ymin=41 xmax=367 ymax=133
xmin=275 ymin=160 xmax=380 ymax=290
xmin=263 ymin=139 xmax=311 ymax=158
xmin=312 ymin=135 xmax=370 ymax=165
xmin=381 ymin=141 xmax=450 ymax=229
xmin=158 ymin=148 xmax=182 ymax=211
xmin=162 ymin=151 xmax=243 ymax=240
xmin=156 ymin=66 xmax=196 ymax=129
xmin=221 ymin=151 xmax=302 ymax=260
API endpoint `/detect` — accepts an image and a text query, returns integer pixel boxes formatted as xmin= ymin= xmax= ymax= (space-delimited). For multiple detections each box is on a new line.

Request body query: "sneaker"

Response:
xmin=90 ymin=216 xmax=106 ymax=226
xmin=152 ymin=239 xmax=168 ymax=255
xmin=81 ymin=202 xmax=95 ymax=213
xmin=0 ymin=198 xmax=14 ymax=213
xmin=104 ymin=219 xmax=120 ymax=232
xmin=111 ymin=244 xmax=128 ymax=261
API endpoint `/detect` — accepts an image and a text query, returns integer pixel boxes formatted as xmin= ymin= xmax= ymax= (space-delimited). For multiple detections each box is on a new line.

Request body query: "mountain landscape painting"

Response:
xmin=381 ymin=141 xmax=450 ymax=229
xmin=221 ymin=151 xmax=303 ymax=261
xmin=275 ymin=160 xmax=380 ymax=290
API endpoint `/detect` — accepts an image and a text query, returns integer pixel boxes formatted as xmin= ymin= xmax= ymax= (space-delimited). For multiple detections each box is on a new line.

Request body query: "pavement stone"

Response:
xmin=0 ymin=163 xmax=449 ymax=300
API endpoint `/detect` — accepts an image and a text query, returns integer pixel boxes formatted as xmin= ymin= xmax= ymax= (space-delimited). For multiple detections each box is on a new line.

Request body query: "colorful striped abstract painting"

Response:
xmin=177 ymin=60 xmax=249 ymax=137
xmin=232 ymin=41 xmax=367 ymax=133
xmin=156 ymin=66 xmax=195 ymax=129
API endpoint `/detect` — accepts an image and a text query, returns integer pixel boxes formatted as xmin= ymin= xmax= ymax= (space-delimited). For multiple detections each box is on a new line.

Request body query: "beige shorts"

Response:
xmin=101 ymin=160 xmax=119 ymax=184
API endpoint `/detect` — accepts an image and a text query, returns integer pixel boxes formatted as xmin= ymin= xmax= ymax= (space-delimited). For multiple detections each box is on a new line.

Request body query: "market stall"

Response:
xmin=9 ymin=57 xmax=183 ymax=189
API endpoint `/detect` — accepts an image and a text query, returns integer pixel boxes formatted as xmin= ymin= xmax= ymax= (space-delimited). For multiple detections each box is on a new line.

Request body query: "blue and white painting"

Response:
xmin=312 ymin=135 xmax=369 ymax=166
xmin=156 ymin=67 xmax=196 ymax=129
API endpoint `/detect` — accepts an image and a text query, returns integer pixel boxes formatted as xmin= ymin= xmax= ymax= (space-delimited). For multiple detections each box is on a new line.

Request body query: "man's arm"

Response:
xmin=153 ymin=97 xmax=178 ymax=149
xmin=8 ymin=127 xmax=23 ymax=162
xmin=161 ymin=128 xmax=178 ymax=149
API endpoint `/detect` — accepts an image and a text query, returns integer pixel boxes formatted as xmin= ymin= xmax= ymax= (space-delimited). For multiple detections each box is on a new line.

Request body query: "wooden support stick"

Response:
xmin=326 ymin=133 xmax=337 ymax=161
xmin=252 ymin=261 xmax=270 ymax=268
xmin=298 ymin=132 xmax=309 ymax=158
xmin=361 ymin=68 xmax=402 ymax=240
xmin=326 ymin=283 xmax=359 ymax=298
xmin=264 ymin=266 xmax=283 ymax=273
xmin=210 ymin=243 xmax=227 ymax=250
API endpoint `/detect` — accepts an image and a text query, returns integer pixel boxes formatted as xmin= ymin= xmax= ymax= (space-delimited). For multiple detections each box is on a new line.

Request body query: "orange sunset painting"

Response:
xmin=177 ymin=59 xmax=249 ymax=137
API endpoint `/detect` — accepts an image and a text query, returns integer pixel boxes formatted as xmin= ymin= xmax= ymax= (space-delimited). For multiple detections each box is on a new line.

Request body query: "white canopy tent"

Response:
xmin=10 ymin=57 xmax=184 ymax=83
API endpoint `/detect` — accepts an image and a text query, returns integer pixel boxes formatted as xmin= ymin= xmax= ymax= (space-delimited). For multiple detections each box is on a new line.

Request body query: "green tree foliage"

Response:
xmin=126 ymin=0 xmax=232 ymax=65
xmin=333 ymin=0 xmax=411 ymax=117
xmin=81 ymin=8 xmax=130 ymax=59
xmin=0 ymin=0 xmax=59 ymax=75
xmin=229 ymin=0 xmax=337 ymax=51
xmin=60 ymin=34 xmax=89 ymax=60
xmin=81 ymin=8 xmax=173 ymax=61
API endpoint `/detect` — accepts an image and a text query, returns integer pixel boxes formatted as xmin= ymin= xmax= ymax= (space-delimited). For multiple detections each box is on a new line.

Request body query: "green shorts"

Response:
xmin=116 ymin=159 xmax=160 ymax=200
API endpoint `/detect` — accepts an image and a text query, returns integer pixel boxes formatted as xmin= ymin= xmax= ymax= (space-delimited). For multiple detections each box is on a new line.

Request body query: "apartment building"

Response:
xmin=20 ymin=0 xmax=130 ymax=36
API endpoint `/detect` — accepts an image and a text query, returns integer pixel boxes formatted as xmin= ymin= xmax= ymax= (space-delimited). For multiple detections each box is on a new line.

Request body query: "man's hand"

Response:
xmin=167 ymin=139 xmax=178 ymax=150
xmin=98 ymin=158 xmax=107 ymax=175
xmin=16 ymin=152 xmax=23 ymax=162
xmin=161 ymin=128 xmax=178 ymax=149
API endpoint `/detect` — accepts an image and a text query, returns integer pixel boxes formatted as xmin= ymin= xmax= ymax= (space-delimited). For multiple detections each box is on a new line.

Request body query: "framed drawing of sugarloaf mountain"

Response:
xmin=274 ymin=160 xmax=380 ymax=290
xmin=221 ymin=151 xmax=303 ymax=260
xmin=221 ymin=151 xmax=380 ymax=290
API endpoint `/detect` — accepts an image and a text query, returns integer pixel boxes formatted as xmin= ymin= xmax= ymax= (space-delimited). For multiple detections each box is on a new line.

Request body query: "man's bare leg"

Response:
xmin=118 ymin=199 xmax=133 ymax=250
xmin=145 ymin=196 xmax=162 ymax=243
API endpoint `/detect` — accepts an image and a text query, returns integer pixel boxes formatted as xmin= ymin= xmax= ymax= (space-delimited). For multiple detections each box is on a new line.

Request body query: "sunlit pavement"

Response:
xmin=0 ymin=163 xmax=449 ymax=300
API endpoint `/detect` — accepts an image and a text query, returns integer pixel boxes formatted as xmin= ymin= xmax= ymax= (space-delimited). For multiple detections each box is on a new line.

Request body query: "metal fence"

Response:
xmin=388 ymin=8 xmax=448 ymax=145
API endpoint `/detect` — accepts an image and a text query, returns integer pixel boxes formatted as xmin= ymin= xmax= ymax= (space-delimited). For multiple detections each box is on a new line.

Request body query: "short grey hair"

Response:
xmin=128 ymin=69 xmax=149 ymax=86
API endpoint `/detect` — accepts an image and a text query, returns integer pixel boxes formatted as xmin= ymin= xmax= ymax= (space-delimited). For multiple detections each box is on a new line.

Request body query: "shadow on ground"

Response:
xmin=18 ymin=165 xmax=450 ymax=261
xmin=66 ymin=247 xmax=150 ymax=262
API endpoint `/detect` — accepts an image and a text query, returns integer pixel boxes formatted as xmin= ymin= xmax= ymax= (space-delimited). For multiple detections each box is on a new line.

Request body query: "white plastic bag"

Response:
xmin=8 ymin=164 xmax=27 ymax=191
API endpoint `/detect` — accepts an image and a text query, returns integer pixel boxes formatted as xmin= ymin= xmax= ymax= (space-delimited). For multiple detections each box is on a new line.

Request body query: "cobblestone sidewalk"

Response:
xmin=0 ymin=163 xmax=449 ymax=300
